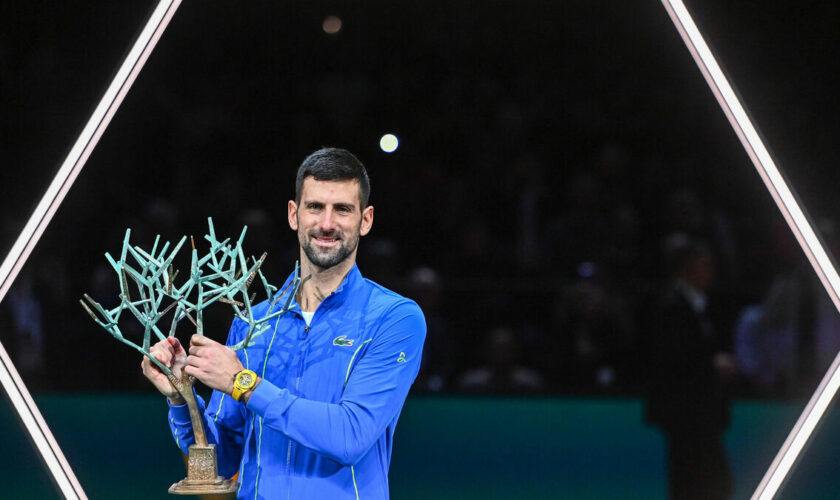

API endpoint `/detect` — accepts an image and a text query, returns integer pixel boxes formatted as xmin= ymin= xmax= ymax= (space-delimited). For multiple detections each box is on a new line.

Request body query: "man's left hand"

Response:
xmin=185 ymin=334 xmax=244 ymax=395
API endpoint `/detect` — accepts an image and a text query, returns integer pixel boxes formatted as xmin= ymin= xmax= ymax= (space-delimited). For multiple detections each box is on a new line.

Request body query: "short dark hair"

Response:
xmin=295 ymin=148 xmax=371 ymax=207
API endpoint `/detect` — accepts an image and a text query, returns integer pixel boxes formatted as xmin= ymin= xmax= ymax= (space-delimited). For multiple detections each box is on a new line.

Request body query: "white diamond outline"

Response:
xmin=661 ymin=1 xmax=840 ymax=498
xmin=0 ymin=1 xmax=183 ymax=498
xmin=1 ymin=1 xmax=833 ymax=498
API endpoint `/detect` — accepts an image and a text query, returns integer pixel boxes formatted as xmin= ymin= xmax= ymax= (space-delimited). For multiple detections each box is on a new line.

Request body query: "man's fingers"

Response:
xmin=190 ymin=334 xmax=216 ymax=347
xmin=150 ymin=346 xmax=173 ymax=366
xmin=142 ymin=355 xmax=165 ymax=376
xmin=184 ymin=365 xmax=201 ymax=378
xmin=186 ymin=354 xmax=203 ymax=368
xmin=141 ymin=356 xmax=167 ymax=385
xmin=167 ymin=336 xmax=186 ymax=355
xmin=150 ymin=338 xmax=179 ymax=363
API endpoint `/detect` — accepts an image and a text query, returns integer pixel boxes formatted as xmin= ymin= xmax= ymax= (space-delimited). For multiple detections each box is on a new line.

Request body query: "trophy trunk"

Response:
xmin=167 ymin=374 xmax=238 ymax=495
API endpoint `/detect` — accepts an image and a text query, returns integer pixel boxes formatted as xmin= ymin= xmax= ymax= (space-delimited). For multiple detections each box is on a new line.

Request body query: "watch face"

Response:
xmin=238 ymin=373 xmax=253 ymax=386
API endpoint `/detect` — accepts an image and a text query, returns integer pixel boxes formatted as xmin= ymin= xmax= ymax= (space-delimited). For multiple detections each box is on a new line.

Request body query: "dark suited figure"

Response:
xmin=645 ymin=237 xmax=735 ymax=500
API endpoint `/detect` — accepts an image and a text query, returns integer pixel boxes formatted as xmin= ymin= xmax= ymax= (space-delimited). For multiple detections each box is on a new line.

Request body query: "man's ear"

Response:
xmin=288 ymin=200 xmax=299 ymax=231
xmin=360 ymin=205 xmax=374 ymax=236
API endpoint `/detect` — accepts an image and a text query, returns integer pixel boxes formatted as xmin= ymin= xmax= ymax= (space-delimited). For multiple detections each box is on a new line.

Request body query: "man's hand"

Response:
xmin=186 ymin=334 xmax=244 ymax=396
xmin=141 ymin=337 xmax=187 ymax=405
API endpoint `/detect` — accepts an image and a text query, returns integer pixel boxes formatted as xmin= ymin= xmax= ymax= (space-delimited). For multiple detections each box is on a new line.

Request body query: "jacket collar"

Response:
xmin=280 ymin=263 xmax=362 ymax=314
xmin=325 ymin=263 xmax=362 ymax=308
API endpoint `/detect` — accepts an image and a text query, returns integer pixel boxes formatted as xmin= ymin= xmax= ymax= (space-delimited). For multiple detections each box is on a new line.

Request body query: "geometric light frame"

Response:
xmin=661 ymin=1 xmax=840 ymax=498
xmin=0 ymin=1 xmax=182 ymax=497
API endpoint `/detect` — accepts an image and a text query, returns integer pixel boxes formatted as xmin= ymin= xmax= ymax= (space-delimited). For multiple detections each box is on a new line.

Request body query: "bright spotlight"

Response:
xmin=322 ymin=16 xmax=342 ymax=35
xmin=379 ymin=134 xmax=399 ymax=153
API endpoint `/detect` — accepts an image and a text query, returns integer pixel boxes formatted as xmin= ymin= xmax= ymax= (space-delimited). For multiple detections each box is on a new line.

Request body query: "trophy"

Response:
xmin=80 ymin=218 xmax=301 ymax=495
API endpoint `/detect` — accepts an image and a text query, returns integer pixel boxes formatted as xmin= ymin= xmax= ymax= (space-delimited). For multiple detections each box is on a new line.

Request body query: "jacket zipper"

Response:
xmin=286 ymin=322 xmax=310 ymax=498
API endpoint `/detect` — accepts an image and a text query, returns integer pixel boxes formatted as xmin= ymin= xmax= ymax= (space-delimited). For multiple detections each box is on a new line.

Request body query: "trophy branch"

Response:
xmin=80 ymin=217 xmax=301 ymax=495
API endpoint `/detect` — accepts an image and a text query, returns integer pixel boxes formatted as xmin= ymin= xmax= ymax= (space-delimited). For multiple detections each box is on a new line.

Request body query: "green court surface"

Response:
xmin=1 ymin=394 xmax=838 ymax=499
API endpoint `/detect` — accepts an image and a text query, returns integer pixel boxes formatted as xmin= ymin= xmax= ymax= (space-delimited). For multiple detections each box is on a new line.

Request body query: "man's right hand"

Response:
xmin=141 ymin=337 xmax=187 ymax=405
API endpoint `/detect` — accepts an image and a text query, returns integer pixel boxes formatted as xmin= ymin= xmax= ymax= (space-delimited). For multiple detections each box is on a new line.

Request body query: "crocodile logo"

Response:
xmin=333 ymin=335 xmax=355 ymax=347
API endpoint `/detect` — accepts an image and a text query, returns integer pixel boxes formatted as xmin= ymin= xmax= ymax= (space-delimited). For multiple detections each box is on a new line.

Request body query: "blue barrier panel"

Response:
xmin=1 ymin=394 xmax=838 ymax=499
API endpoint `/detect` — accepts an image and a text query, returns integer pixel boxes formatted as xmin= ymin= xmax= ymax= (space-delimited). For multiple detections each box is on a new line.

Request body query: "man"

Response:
xmin=644 ymin=236 xmax=735 ymax=500
xmin=142 ymin=148 xmax=426 ymax=499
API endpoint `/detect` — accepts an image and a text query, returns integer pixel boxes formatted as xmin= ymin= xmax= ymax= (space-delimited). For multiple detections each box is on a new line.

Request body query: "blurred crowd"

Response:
xmin=3 ymin=2 xmax=839 ymax=401
xmin=3 ymin=138 xmax=838 ymax=400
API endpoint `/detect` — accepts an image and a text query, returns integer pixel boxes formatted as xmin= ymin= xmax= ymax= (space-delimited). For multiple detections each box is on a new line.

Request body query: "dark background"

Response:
xmin=2 ymin=0 xmax=840 ymax=497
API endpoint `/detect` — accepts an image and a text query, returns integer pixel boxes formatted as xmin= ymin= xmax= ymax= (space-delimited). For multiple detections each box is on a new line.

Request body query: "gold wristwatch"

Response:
xmin=232 ymin=369 xmax=258 ymax=402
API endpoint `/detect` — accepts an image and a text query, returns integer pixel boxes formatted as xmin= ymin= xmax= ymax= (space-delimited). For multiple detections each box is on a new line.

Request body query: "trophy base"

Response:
xmin=168 ymin=477 xmax=238 ymax=495
xmin=168 ymin=443 xmax=237 ymax=495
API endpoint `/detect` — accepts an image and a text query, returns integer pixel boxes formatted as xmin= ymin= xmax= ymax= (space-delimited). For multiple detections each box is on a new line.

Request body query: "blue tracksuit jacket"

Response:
xmin=168 ymin=265 xmax=426 ymax=499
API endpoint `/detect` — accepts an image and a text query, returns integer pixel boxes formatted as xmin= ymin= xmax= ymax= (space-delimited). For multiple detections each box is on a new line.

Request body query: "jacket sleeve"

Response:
xmin=167 ymin=320 xmax=250 ymax=478
xmin=245 ymin=300 xmax=426 ymax=466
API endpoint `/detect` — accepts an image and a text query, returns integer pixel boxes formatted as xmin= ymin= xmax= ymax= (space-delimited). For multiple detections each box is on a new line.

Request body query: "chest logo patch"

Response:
xmin=333 ymin=335 xmax=355 ymax=347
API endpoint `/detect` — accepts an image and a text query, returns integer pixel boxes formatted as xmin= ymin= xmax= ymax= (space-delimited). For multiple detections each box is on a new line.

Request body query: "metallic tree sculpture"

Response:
xmin=81 ymin=217 xmax=301 ymax=495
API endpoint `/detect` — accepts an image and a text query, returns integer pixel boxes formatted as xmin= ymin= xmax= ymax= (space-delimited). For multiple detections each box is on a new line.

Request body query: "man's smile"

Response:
xmin=313 ymin=234 xmax=341 ymax=248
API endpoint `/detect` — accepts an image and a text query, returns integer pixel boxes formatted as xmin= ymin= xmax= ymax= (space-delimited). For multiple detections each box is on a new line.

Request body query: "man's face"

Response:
xmin=288 ymin=177 xmax=374 ymax=270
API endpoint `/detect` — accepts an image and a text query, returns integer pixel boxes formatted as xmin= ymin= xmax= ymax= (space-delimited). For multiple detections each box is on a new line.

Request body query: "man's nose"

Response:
xmin=319 ymin=208 xmax=337 ymax=231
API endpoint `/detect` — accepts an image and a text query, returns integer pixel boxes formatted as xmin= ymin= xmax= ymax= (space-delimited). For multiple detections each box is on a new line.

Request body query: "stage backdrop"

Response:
xmin=1 ymin=395 xmax=838 ymax=499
